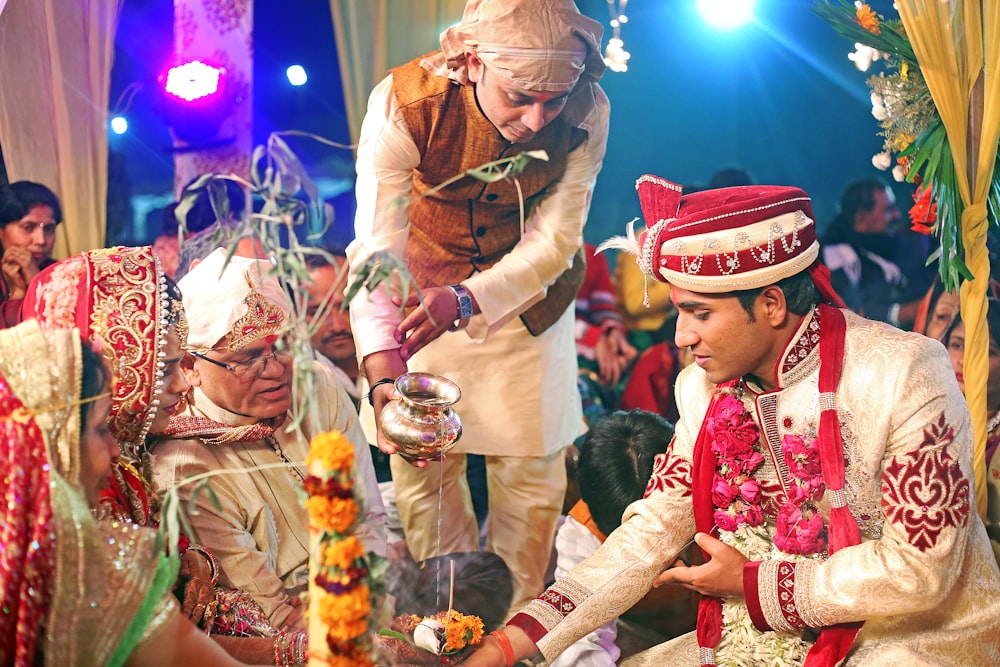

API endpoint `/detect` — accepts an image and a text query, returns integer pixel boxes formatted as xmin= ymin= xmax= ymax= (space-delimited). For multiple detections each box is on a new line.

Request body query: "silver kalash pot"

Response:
xmin=378 ymin=372 xmax=462 ymax=462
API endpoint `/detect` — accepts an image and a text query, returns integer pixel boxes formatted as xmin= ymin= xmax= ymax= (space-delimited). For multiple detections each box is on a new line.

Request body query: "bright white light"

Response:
xmin=286 ymin=65 xmax=307 ymax=87
xmin=110 ymin=115 xmax=128 ymax=135
xmin=164 ymin=60 xmax=224 ymax=102
xmin=697 ymin=0 xmax=755 ymax=30
xmin=604 ymin=40 xmax=630 ymax=73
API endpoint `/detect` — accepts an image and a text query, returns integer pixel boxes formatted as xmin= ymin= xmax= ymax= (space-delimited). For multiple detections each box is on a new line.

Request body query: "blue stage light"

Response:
xmin=286 ymin=65 xmax=308 ymax=86
xmin=696 ymin=0 xmax=755 ymax=30
xmin=110 ymin=115 xmax=128 ymax=135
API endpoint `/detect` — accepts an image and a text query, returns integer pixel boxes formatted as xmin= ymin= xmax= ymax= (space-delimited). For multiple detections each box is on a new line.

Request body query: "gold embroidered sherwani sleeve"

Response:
xmin=348 ymin=74 xmax=420 ymax=359
xmin=746 ymin=339 xmax=976 ymax=631
xmin=508 ymin=366 xmax=709 ymax=662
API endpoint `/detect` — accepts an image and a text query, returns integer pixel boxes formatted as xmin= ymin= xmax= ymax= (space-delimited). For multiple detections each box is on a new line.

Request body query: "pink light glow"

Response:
xmin=164 ymin=61 xmax=224 ymax=102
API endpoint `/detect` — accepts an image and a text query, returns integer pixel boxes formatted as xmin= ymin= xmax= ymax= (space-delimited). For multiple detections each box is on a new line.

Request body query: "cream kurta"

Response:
xmin=152 ymin=359 xmax=384 ymax=629
xmin=510 ymin=309 xmax=1000 ymax=665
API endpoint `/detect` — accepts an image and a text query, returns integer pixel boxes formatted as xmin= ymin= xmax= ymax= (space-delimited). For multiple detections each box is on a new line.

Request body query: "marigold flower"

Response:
xmin=319 ymin=584 xmax=371 ymax=640
xmin=307 ymin=430 xmax=356 ymax=472
xmin=323 ymin=535 xmax=365 ymax=571
xmin=891 ymin=133 xmax=914 ymax=154
xmin=327 ymin=652 xmax=375 ymax=667
xmin=306 ymin=495 xmax=359 ymax=533
xmin=855 ymin=3 xmax=881 ymax=35
xmin=441 ymin=610 xmax=485 ymax=652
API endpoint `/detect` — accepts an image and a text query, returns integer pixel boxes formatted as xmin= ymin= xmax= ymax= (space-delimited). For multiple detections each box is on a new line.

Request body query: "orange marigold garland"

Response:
xmin=305 ymin=430 xmax=383 ymax=666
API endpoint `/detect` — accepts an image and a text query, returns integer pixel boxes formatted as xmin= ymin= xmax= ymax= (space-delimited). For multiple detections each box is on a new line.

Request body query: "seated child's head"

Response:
xmin=576 ymin=410 xmax=674 ymax=536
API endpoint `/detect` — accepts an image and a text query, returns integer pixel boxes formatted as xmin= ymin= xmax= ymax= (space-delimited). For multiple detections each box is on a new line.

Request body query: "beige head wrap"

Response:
xmin=421 ymin=0 xmax=606 ymax=128
xmin=178 ymin=248 xmax=289 ymax=352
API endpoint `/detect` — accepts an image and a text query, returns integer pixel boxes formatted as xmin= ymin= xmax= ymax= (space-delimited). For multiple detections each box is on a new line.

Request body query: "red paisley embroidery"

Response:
xmin=644 ymin=453 xmax=691 ymax=498
xmin=881 ymin=414 xmax=970 ymax=551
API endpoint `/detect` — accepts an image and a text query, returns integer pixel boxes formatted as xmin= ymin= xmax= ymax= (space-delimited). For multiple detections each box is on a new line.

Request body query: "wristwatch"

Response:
xmin=447 ymin=284 xmax=473 ymax=331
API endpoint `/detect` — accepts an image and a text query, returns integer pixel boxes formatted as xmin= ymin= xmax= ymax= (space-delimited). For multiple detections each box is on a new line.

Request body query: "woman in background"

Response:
xmin=0 ymin=181 xmax=62 ymax=326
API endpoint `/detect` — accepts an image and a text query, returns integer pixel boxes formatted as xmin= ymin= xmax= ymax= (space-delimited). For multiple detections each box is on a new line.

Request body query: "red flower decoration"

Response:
xmin=909 ymin=183 xmax=937 ymax=235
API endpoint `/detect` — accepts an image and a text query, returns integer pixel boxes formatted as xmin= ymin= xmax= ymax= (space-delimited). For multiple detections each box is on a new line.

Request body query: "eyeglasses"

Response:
xmin=14 ymin=221 xmax=58 ymax=236
xmin=191 ymin=346 xmax=293 ymax=379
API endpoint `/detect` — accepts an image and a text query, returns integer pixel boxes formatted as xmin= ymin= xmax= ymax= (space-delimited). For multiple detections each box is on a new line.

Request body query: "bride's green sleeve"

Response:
xmin=108 ymin=553 xmax=182 ymax=667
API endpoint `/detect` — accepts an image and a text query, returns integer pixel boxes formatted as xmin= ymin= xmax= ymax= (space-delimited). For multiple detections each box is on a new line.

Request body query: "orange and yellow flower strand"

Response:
xmin=305 ymin=430 xmax=375 ymax=667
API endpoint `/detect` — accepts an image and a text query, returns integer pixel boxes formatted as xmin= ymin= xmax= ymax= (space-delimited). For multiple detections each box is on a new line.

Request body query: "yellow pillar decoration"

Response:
xmin=896 ymin=0 xmax=1000 ymax=516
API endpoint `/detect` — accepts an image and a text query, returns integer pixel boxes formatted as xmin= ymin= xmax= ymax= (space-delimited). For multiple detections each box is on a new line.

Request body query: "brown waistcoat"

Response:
xmin=392 ymin=55 xmax=588 ymax=336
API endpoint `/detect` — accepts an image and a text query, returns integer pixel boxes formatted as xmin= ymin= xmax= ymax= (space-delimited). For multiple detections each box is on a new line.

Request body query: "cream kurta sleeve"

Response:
xmin=348 ymin=74 xmax=610 ymax=357
xmin=508 ymin=371 xmax=708 ymax=661
xmin=152 ymin=436 xmax=306 ymax=629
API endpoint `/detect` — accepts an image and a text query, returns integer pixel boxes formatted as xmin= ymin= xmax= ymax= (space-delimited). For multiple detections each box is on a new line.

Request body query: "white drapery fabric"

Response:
xmin=0 ymin=0 xmax=122 ymax=255
xmin=328 ymin=0 xmax=466 ymax=144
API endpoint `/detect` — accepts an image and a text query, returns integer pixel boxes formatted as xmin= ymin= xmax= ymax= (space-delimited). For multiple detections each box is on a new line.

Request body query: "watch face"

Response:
xmin=451 ymin=285 xmax=473 ymax=319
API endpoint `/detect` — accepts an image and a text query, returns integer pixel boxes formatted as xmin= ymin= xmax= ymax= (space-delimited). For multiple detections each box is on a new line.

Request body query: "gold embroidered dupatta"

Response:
xmin=0 ymin=321 xmax=176 ymax=667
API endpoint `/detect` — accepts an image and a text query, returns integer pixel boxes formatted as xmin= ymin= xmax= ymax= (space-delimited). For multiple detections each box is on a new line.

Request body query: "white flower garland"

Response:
xmin=715 ymin=524 xmax=817 ymax=666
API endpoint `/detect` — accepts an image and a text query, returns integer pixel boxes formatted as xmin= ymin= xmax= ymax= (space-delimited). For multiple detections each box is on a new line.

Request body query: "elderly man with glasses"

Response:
xmin=151 ymin=248 xmax=385 ymax=633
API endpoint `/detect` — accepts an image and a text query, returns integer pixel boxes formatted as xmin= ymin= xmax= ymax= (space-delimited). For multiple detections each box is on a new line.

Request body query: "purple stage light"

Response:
xmin=159 ymin=59 xmax=233 ymax=146
xmin=163 ymin=60 xmax=225 ymax=102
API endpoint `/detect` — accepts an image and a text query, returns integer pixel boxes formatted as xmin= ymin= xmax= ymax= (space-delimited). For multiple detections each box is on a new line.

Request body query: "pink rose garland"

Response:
xmin=707 ymin=396 xmax=829 ymax=557
xmin=707 ymin=395 xmax=765 ymax=532
xmin=773 ymin=434 xmax=827 ymax=555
